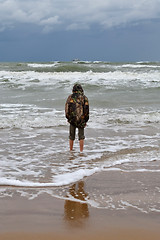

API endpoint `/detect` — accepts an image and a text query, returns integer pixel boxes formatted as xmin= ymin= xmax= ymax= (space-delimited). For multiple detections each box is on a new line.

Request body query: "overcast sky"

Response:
xmin=0 ymin=0 xmax=160 ymax=62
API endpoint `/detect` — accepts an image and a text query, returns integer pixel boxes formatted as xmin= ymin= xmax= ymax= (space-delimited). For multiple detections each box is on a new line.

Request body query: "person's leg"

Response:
xmin=69 ymin=124 xmax=76 ymax=151
xmin=69 ymin=139 xmax=74 ymax=151
xmin=79 ymin=139 xmax=84 ymax=152
xmin=78 ymin=128 xmax=85 ymax=152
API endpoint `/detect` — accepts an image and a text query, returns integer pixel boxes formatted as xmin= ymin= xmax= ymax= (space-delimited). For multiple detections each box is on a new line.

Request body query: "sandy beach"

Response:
xmin=0 ymin=170 xmax=160 ymax=240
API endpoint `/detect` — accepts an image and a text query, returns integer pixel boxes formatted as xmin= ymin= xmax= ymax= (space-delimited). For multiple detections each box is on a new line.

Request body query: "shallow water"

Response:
xmin=0 ymin=61 xmax=160 ymax=211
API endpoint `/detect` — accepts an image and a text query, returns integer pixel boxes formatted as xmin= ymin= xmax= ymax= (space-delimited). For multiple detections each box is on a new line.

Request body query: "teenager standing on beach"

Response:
xmin=65 ymin=84 xmax=89 ymax=152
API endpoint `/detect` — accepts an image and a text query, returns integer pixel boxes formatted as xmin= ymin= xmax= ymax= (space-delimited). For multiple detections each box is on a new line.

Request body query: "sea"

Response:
xmin=0 ymin=61 xmax=160 ymax=212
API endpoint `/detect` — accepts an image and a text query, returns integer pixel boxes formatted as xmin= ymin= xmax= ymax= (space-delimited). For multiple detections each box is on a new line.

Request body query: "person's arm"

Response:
xmin=84 ymin=96 xmax=89 ymax=123
xmin=65 ymin=95 xmax=71 ymax=120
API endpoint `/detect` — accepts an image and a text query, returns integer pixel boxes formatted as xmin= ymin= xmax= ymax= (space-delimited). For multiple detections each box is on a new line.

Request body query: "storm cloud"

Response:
xmin=0 ymin=0 xmax=160 ymax=62
xmin=0 ymin=0 xmax=160 ymax=33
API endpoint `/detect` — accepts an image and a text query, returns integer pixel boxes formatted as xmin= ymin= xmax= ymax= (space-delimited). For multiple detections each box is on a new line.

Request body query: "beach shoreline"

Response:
xmin=0 ymin=170 xmax=160 ymax=240
xmin=1 ymin=61 xmax=160 ymax=240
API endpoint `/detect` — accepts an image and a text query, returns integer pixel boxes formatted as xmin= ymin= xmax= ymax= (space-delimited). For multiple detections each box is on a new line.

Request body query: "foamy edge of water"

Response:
xmin=1 ymin=167 xmax=160 ymax=188
xmin=0 ymin=168 xmax=101 ymax=188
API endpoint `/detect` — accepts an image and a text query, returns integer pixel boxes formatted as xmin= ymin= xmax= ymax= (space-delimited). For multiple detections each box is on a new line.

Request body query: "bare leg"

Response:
xmin=79 ymin=139 xmax=84 ymax=152
xmin=70 ymin=140 xmax=74 ymax=151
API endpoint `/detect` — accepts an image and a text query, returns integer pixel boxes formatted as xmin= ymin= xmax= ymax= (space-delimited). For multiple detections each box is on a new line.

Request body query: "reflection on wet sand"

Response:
xmin=64 ymin=181 xmax=89 ymax=227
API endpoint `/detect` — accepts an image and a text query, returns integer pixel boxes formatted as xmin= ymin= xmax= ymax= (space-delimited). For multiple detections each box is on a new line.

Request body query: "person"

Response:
xmin=65 ymin=84 xmax=89 ymax=152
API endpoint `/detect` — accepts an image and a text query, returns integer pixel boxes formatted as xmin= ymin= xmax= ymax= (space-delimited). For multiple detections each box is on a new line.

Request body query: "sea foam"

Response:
xmin=0 ymin=168 xmax=101 ymax=188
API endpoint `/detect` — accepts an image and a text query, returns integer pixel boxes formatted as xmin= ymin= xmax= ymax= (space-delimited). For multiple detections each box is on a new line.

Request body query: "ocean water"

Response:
xmin=0 ymin=61 xmax=160 ymax=212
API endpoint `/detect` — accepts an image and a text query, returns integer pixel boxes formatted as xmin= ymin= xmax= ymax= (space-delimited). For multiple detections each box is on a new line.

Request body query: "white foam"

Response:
xmin=120 ymin=200 xmax=148 ymax=213
xmin=0 ymin=168 xmax=101 ymax=188
xmin=131 ymin=169 xmax=160 ymax=173
xmin=27 ymin=62 xmax=58 ymax=68
xmin=0 ymin=68 xmax=160 ymax=90
xmin=121 ymin=64 xmax=160 ymax=69
xmin=0 ymin=105 xmax=66 ymax=129
xmin=104 ymin=168 xmax=160 ymax=173
xmin=2 ymin=102 xmax=159 ymax=130
xmin=88 ymin=108 xmax=160 ymax=130
xmin=0 ymin=178 xmax=56 ymax=187
xmin=53 ymin=168 xmax=101 ymax=185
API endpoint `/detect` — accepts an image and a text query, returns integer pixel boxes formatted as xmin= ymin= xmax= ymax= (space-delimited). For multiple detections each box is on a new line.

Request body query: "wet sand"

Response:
xmin=1 ymin=230 xmax=160 ymax=240
xmin=0 ymin=171 xmax=160 ymax=240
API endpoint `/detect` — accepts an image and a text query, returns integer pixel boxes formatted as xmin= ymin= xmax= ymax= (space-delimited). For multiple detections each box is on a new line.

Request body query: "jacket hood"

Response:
xmin=72 ymin=84 xmax=84 ymax=94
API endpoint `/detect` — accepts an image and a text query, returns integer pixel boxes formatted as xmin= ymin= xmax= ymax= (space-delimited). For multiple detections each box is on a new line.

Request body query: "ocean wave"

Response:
xmin=27 ymin=62 xmax=59 ymax=68
xmin=89 ymin=108 xmax=160 ymax=129
xmin=0 ymin=117 xmax=66 ymax=129
xmin=0 ymin=69 xmax=160 ymax=91
xmin=121 ymin=63 xmax=160 ymax=69
xmin=27 ymin=61 xmax=94 ymax=73
xmin=110 ymin=112 xmax=160 ymax=124
xmin=27 ymin=61 xmax=160 ymax=73
xmin=26 ymin=61 xmax=160 ymax=70
xmin=1 ymin=61 xmax=160 ymax=73
xmin=0 ymin=104 xmax=160 ymax=129
xmin=0 ymin=104 xmax=66 ymax=129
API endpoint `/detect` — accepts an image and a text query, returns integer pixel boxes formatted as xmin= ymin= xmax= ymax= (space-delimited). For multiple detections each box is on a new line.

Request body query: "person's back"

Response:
xmin=65 ymin=84 xmax=89 ymax=152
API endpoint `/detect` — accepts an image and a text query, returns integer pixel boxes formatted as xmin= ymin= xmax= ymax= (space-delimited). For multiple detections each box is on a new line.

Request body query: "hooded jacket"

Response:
xmin=65 ymin=84 xmax=89 ymax=128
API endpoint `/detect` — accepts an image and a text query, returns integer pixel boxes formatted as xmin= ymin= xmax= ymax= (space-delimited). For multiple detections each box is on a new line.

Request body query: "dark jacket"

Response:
xmin=65 ymin=87 xmax=89 ymax=128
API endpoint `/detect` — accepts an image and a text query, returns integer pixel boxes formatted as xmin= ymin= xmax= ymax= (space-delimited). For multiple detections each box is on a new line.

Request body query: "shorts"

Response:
xmin=69 ymin=124 xmax=85 ymax=141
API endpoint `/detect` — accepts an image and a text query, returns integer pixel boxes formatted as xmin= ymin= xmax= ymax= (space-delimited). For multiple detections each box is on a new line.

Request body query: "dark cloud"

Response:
xmin=0 ymin=0 xmax=160 ymax=62
xmin=0 ymin=0 xmax=160 ymax=32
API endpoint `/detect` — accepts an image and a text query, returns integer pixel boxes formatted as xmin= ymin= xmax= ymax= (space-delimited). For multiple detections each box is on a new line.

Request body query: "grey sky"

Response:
xmin=0 ymin=0 xmax=160 ymax=62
